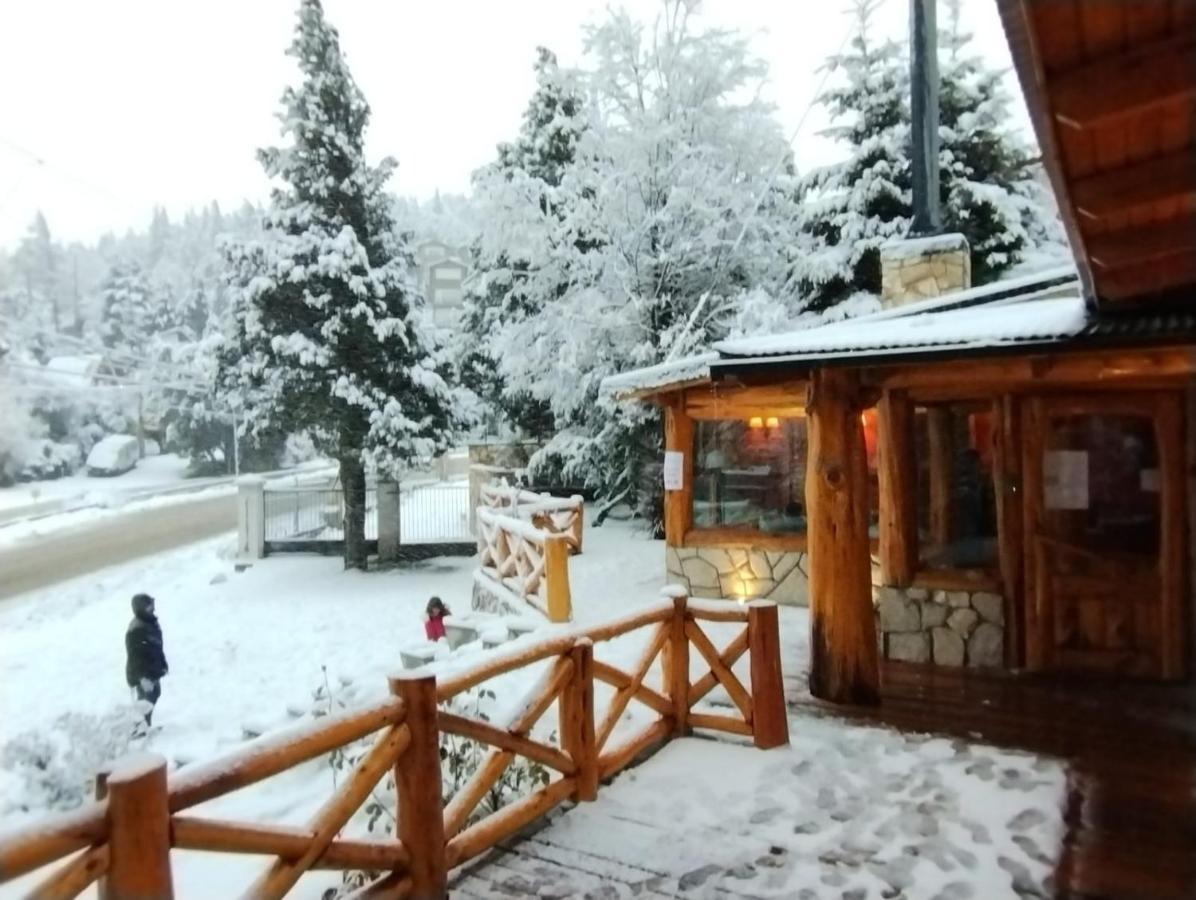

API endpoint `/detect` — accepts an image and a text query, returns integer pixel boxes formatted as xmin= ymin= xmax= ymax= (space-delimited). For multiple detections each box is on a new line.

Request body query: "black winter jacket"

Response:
xmin=126 ymin=613 xmax=168 ymax=686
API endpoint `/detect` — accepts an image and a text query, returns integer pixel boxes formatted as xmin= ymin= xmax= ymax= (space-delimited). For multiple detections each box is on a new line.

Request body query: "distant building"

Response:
xmin=414 ymin=241 xmax=470 ymax=331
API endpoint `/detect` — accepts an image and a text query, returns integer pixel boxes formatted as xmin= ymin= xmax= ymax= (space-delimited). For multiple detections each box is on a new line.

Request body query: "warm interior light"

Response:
xmin=748 ymin=416 xmax=764 ymax=429
xmin=765 ymin=416 xmax=779 ymax=429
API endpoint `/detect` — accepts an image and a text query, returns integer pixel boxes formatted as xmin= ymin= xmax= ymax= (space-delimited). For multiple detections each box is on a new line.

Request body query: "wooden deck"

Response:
xmin=787 ymin=662 xmax=1196 ymax=900
xmin=454 ymin=661 xmax=1195 ymax=899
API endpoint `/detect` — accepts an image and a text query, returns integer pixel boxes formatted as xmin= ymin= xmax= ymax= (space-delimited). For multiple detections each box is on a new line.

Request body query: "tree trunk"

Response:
xmin=805 ymin=369 xmax=880 ymax=706
xmin=340 ymin=453 xmax=369 ymax=571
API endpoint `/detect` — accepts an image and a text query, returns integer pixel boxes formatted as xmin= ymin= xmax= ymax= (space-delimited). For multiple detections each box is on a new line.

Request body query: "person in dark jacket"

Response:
xmin=126 ymin=593 xmax=168 ymax=725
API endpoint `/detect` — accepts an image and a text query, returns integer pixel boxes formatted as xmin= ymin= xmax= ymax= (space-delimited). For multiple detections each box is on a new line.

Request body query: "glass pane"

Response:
xmin=693 ymin=417 xmax=806 ymax=532
xmin=915 ymin=405 xmax=998 ymax=570
xmin=1044 ymin=414 xmax=1159 ymax=555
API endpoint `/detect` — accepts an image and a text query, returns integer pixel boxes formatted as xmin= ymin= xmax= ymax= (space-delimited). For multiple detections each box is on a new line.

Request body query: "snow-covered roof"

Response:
xmin=604 ymin=262 xmax=1194 ymax=399
xmin=600 ymin=352 xmax=717 ymax=399
xmin=715 ymin=291 xmax=1088 ymax=361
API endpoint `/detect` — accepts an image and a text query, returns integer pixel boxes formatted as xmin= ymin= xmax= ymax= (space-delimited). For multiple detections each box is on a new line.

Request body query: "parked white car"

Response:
xmin=86 ymin=435 xmax=140 ymax=477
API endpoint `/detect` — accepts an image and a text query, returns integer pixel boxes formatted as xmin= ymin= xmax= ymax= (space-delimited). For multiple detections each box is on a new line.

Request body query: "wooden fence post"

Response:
xmin=102 ymin=752 xmax=173 ymax=900
xmin=544 ymin=534 xmax=573 ymax=623
xmin=662 ymin=587 xmax=690 ymax=736
xmin=94 ymin=765 xmax=113 ymax=900
xmin=561 ymin=639 xmax=597 ymax=801
xmin=390 ymin=672 xmax=447 ymax=899
xmin=747 ymin=601 xmax=789 ymax=749
xmin=570 ymin=496 xmax=585 ymax=554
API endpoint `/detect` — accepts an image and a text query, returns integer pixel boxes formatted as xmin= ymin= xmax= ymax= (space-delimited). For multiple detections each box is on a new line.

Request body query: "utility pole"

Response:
xmin=136 ymin=390 xmax=146 ymax=459
xmin=232 ymin=405 xmax=241 ymax=477
xmin=909 ymin=0 xmax=941 ymax=235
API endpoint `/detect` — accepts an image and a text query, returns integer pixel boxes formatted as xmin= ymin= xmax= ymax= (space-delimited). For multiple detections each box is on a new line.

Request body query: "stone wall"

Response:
xmin=875 ymin=584 xmax=1005 ymax=668
xmin=880 ymin=232 xmax=970 ymax=308
xmin=666 ymin=546 xmax=809 ymax=606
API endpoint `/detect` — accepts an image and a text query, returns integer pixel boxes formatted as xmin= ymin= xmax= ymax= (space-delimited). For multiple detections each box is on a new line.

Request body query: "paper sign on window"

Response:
xmin=1140 ymin=468 xmax=1161 ymax=493
xmin=663 ymin=451 xmax=684 ymax=490
xmin=1044 ymin=450 xmax=1088 ymax=510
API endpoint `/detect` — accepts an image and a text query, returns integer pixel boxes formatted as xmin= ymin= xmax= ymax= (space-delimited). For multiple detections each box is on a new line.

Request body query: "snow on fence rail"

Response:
xmin=475 ymin=507 xmax=572 ymax=623
xmin=0 ymin=592 xmax=787 ymax=899
xmin=478 ymin=484 xmax=584 ymax=554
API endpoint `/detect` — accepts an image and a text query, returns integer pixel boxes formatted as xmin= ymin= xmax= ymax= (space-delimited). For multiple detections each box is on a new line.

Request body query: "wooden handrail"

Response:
xmin=0 ymin=594 xmax=788 ymax=899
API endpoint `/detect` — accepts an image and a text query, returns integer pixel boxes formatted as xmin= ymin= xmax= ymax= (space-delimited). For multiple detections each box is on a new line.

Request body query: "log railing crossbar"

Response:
xmin=0 ymin=592 xmax=787 ymax=900
xmin=475 ymin=507 xmax=573 ymax=622
xmin=478 ymin=483 xmax=585 ymax=554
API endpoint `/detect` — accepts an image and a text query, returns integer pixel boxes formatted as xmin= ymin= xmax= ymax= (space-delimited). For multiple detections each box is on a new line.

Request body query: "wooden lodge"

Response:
xmin=606 ymin=0 xmax=1196 ymax=705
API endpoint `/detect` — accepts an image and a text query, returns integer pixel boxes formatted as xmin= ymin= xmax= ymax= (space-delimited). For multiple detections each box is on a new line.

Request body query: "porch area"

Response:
xmin=460 ymin=662 xmax=1195 ymax=899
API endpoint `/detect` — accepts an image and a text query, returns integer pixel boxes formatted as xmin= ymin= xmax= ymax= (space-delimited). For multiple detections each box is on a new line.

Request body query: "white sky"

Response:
xmin=0 ymin=0 xmax=1026 ymax=249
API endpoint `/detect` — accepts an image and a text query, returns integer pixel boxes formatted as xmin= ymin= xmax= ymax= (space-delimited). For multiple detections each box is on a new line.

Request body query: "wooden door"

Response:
xmin=1022 ymin=393 xmax=1186 ymax=679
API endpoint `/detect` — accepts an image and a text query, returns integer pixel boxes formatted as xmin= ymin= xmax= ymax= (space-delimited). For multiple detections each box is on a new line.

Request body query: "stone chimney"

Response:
xmin=880 ymin=232 xmax=971 ymax=309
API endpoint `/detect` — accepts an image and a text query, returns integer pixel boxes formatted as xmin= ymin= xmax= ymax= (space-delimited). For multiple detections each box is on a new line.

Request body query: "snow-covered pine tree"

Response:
xmin=221 ymin=0 xmax=461 ymax=568
xmin=938 ymin=0 xmax=1059 ymax=282
xmin=794 ymin=0 xmax=910 ymax=312
xmin=795 ymin=0 xmax=1064 ymax=312
xmin=462 ymin=47 xmax=591 ymax=440
xmin=98 ymin=259 xmax=154 ymax=368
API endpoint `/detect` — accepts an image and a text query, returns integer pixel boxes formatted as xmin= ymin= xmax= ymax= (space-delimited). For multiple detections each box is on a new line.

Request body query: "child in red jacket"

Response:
xmin=424 ymin=596 xmax=450 ymax=642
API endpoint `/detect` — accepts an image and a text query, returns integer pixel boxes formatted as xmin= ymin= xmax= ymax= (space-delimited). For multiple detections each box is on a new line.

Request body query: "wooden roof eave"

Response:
xmin=995 ymin=0 xmax=1099 ymax=311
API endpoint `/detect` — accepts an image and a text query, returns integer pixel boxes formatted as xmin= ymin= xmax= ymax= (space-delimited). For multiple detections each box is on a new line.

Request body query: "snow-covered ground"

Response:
xmin=470 ymin=728 xmax=1064 ymax=898
xmin=0 ymin=516 xmax=1064 ymax=898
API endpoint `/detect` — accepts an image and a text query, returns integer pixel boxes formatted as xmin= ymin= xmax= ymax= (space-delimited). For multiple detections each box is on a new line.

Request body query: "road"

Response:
xmin=0 ymin=493 xmax=237 ymax=600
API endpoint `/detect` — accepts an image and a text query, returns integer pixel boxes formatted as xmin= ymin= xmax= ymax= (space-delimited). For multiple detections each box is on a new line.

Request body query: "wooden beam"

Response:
xmin=663 ymin=404 xmax=693 ymax=546
xmin=1073 ymin=151 xmax=1196 ymax=221
xmin=994 ymin=0 xmax=1098 ymax=305
xmin=873 ymin=346 xmax=1196 ymax=393
xmin=683 ymin=379 xmax=809 ymax=416
xmin=1050 ymin=32 xmax=1196 ymax=129
xmin=681 ymin=527 xmax=806 ymax=552
xmin=1088 ymin=213 xmax=1196 ymax=270
xmin=877 ymin=390 xmax=917 ymax=587
xmin=927 ymin=408 xmax=954 ymax=549
xmin=805 ymin=369 xmax=880 ymax=706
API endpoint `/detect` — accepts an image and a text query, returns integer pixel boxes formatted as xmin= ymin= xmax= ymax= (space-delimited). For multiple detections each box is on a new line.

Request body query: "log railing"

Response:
xmin=475 ymin=506 xmax=572 ymax=622
xmin=0 ymin=589 xmax=787 ymax=899
xmin=478 ymin=484 xmax=584 ymax=554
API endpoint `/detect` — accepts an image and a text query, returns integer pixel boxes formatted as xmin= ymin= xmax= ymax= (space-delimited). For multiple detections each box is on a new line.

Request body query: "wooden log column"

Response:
xmin=927 ymin=407 xmax=954 ymax=549
xmin=877 ymin=390 xmax=917 ymax=586
xmin=805 ymin=369 xmax=880 ymax=706
xmin=663 ymin=402 xmax=694 ymax=546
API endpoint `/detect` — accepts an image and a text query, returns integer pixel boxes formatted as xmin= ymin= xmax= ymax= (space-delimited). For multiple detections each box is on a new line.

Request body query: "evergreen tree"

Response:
xmin=938 ymin=0 xmax=1047 ymax=283
xmin=795 ymin=0 xmax=1063 ymax=311
xmin=99 ymin=259 xmax=154 ymax=366
xmin=795 ymin=0 xmax=910 ymax=312
xmin=461 ymin=47 xmax=589 ymax=440
xmin=220 ymin=0 xmax=462 ymax=568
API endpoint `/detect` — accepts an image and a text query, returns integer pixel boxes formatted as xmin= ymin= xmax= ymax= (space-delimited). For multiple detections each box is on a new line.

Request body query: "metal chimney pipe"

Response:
xmin=909 ymin=0 xmax=941 ymax=235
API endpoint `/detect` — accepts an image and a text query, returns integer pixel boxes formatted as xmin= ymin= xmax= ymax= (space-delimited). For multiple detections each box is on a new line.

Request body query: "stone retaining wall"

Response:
xmin=666 ymin=546 xmax=809 ymax=606
xmin=875 ymin=584 xmax=1005 ymax=668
